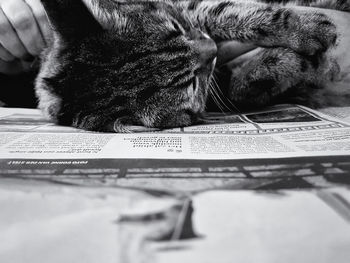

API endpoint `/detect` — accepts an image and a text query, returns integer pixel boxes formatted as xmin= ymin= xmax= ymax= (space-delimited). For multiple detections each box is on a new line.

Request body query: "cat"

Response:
xmin=36 ymin=0 xmax=348 ymax=132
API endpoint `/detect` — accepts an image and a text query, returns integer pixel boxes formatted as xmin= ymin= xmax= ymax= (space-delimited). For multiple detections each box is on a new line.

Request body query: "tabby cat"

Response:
xmin=36 ymin=0 xmax=349 ymax=132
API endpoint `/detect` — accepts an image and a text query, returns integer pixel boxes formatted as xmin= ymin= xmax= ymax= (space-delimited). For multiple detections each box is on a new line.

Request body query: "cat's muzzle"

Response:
xmin=196 ymin=38 xmax=217 ymax=73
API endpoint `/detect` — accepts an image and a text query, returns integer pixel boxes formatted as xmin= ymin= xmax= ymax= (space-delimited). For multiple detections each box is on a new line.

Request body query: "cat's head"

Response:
xmin=37 ymin=0 xmax=217 ymax=132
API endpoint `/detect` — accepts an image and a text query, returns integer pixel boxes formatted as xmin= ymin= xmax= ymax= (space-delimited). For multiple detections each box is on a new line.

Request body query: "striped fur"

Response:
xmin=35 ymin=0 xmax=348 ymax=131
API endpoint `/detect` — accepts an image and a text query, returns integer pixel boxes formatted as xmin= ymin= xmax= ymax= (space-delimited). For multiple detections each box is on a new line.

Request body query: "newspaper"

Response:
xmin=0 ymin=104 xmax=349 ymax=160
xmin=1 ymin=105 xmax=350 ymax=263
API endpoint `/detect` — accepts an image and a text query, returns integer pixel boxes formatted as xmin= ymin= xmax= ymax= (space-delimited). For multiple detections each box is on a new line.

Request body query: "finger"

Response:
xmin=0 ymin=0 xmax=45 ymax=57
xmin=24 ymin=0 xmax=52 ymax=44
xmin=225 ymin=48 xmax=263 ymax=70
xmin=20 ymin=59 xmax=34 ymax=71
xmin=0 ymin=43 xmax=15 ymax=61
xmin=0 ymin=59 xmax=25 ymax=75
xmin=0 ymin=7 xmax=29 ymax=60
xmin=217 ymin=41 xmax=256 ymax=66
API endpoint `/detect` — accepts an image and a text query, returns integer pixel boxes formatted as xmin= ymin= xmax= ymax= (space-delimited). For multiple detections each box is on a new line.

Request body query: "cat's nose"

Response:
xmin=188 ymin=29 xmax=217 ymax=71
xmin=197 ymin=38 xmax=217 ymax=71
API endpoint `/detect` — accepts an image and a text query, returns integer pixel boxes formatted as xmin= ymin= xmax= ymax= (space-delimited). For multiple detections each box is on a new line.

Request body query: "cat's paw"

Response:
xmin=334 ymin=0 xmax=350 ymax=12
xmin=290 ymin=12 xmax=337 ymax=55
xmin=229 ymin=72 xmax=280 ymax=107
xmin=227 ymin=47 xmax=330 ymax=107
xmin=228 ymin=59 xmax=286 ymax=106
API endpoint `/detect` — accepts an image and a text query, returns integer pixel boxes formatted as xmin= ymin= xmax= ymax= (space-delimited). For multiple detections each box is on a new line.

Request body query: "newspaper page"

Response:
xmin=319 ymin=106 xmax=350 ymax=123
xmin=0 ymin=104 xmax=349 ymax=160
xmin=3 ymin=176 xmax=349 ymax=263
xmin=152 ymin=188 xmax=350 ymax=263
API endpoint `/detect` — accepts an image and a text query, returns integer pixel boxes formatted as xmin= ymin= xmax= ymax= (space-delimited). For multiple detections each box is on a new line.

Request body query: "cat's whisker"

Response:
xmin=210 ymin=77 xmax=231 ymax=111
xmin=209 ymin=76 xmax=233 ymax=113
xmin=212 ymin=73 xmax=242 ymax=114
xmin=210 ymin=88 xmax=228 ymax=114
xmin=208 ymin=82 xmax=227 ymax=114
xmin=208 ymin=85 xmax=220 ymax=111
xmin=211 ymin=80 xmax=231 ymax=112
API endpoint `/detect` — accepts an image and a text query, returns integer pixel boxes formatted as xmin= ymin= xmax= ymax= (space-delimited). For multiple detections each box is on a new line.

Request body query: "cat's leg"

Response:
xmin=226 ymin=47 xmax=340 ymax=107
xmin=310 ymin=0 xmax=350 ymax=11
xmin=181 ymin=0 xmax=338 ymax=55
xmin=257 ymin=0 xmax=350 ymax=12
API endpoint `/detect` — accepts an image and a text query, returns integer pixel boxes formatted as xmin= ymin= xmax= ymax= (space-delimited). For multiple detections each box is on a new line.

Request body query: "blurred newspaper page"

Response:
xmin=0 ymin=104 xmax=349 ymax=160
xmin=153 ymin=188 xmax=350 ymax=263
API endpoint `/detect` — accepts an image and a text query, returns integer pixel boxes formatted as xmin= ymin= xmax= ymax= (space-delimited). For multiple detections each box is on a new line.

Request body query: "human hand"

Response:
xmin=216 ymin=41 xmax=257 ymax=67
xmin=0 ymin=0 xmax=51 ymax=74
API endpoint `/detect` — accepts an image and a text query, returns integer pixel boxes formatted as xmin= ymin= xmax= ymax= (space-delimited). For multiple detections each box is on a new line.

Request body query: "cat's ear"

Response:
xmin=41 ymin=0 xmax=103 ymax=40
xmin=80 ymin=0 xmax=131 ymax=32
